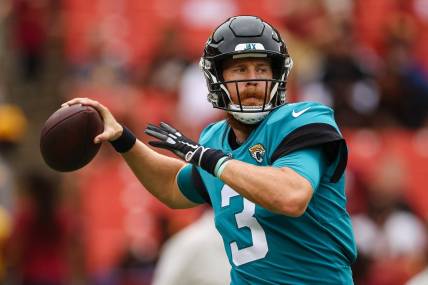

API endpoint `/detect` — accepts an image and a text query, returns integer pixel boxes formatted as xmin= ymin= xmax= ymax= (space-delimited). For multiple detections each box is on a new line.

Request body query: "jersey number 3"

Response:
xmin=221 ymin=185 xmax=268 ymax=266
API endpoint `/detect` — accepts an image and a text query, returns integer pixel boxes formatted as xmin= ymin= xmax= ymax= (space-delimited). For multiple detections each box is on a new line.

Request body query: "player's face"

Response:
xmin=222 ymin=58 xmax=273 ymax=106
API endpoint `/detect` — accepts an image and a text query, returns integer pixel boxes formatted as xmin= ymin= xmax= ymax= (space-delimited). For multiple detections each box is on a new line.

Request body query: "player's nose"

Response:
xmin=245 ymin=71 xmax=259 ymax=87
xmin=246 ymin=68 xmax=258 ymax=80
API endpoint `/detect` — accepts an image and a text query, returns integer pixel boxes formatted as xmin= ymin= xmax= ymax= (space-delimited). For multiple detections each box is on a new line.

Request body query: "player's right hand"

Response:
xmin=61 ymin=98 xmax=123 ymax=144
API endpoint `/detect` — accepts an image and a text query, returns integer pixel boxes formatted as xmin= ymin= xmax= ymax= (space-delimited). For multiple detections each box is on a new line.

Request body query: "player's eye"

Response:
xmin=257 ymin=66 xmax=270 ymax=73
xmin=234 ymin=67 xmax=246 ymax=72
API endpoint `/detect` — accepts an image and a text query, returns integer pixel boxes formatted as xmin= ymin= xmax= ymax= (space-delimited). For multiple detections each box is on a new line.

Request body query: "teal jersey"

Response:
xmin=177 ymin=102 xmax=357 ymax=284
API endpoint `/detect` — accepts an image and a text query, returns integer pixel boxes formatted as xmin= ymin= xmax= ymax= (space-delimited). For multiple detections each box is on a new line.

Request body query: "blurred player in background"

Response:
xmin=64 ymin=16 xmax=356 ymax=284
xmin=151 ymin=207 xmax=231 ymax=285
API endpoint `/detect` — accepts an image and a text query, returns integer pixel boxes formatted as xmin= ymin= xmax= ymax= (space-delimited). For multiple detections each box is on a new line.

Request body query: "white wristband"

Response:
xmin=215 ymin=159 xmax=231 ymax=179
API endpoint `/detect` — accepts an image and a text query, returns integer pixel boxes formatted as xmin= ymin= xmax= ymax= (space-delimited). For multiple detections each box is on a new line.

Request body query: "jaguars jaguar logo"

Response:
xmin=249 ymin=144 xmax=266 ymax=163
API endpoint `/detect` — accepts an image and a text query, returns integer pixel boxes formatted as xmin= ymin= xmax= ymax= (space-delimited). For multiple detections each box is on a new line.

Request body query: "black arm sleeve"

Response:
xmin=270 ymin=123 xmax=347 ymax=183
xmin=191 ymin=166 xmax=212 ymax=205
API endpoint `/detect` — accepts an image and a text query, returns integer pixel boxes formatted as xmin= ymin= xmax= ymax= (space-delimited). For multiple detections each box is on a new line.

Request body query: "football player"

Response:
xmin=64 ymin=16 xmax=357 ymax=284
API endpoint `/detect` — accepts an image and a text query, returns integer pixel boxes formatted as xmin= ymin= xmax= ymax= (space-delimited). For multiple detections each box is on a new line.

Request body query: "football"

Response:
xmin=40 ymin=104 xmax=104 ymax=172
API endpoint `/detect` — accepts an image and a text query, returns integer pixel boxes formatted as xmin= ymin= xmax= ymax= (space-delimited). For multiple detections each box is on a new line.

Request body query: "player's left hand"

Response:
xmin=145 ymin=122 xmax=231 ymax=177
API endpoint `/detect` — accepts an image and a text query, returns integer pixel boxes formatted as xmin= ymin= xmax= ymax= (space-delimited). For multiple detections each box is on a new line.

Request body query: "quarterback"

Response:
xmin=64 ymin=16 xmax=357 ymax=284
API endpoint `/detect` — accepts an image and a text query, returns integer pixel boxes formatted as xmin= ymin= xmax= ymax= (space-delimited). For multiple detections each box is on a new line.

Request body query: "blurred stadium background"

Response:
xmin=0 ymin=0 xmax=428 ymax=284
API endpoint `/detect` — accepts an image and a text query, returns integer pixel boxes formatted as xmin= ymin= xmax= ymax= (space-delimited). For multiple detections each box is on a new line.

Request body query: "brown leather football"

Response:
xmin=40 ymin=104 xmax=104 ymax=172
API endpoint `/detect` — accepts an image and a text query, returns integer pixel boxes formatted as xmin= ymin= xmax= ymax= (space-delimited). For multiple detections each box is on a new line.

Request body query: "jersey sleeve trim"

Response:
xmin=270 ymin=123 xmax=347 ymax=183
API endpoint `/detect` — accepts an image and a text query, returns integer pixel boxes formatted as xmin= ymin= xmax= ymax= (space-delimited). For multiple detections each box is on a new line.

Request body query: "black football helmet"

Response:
xmin=200 ymin=15 xmax=293 ymax=124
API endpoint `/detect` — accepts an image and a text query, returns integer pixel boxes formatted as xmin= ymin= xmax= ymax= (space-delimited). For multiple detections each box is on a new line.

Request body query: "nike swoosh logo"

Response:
xmin=292 ymin=107 xmax=311 ymax=118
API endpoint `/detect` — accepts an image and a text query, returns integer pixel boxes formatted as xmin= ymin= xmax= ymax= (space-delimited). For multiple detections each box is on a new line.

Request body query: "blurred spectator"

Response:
xmin=0 ymin=104 xmax=27 ymax=151
xmin=0 ymin=154 xmax=14 ymax=213
xmin=152 ymin=209 xmax=231 ymax=285
xmin=177 ymin=62 xmax=223 ymax=129
xmin=140 ymin=27 xmax=190 ymax=92
xmin=6 ymin=172 xmax=84 ymax=285
xmin=279 ymin=1 xmax=382 ymax=127
xmin=352 ymin=157 xmax=427 ymax=285
xmin=376 ymin=16 xmax=428 ymax=128
xmin=277 ymin=0 xmax=331 ymax=85
xmin=0 ymin=104 xmax=27 ymax=212
xmin=131 ymin=27 xmax=189 ymax=131
xmin=343 ymin=166 xmax=370 ymax=215
xmin=11 ymin=0 xmax=51 ymax=80
xmin=114 ymin=248 xmax=157 ymax=285
xmin=71 ymin=32 xmax=130 ymax=88
xmin=279 ymin=0 xmax=331 ymax=45
xmin=312 ymin=19 xmax=380 ymax=128
xmin=353 ymin=0 xmax=428 ymax=71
